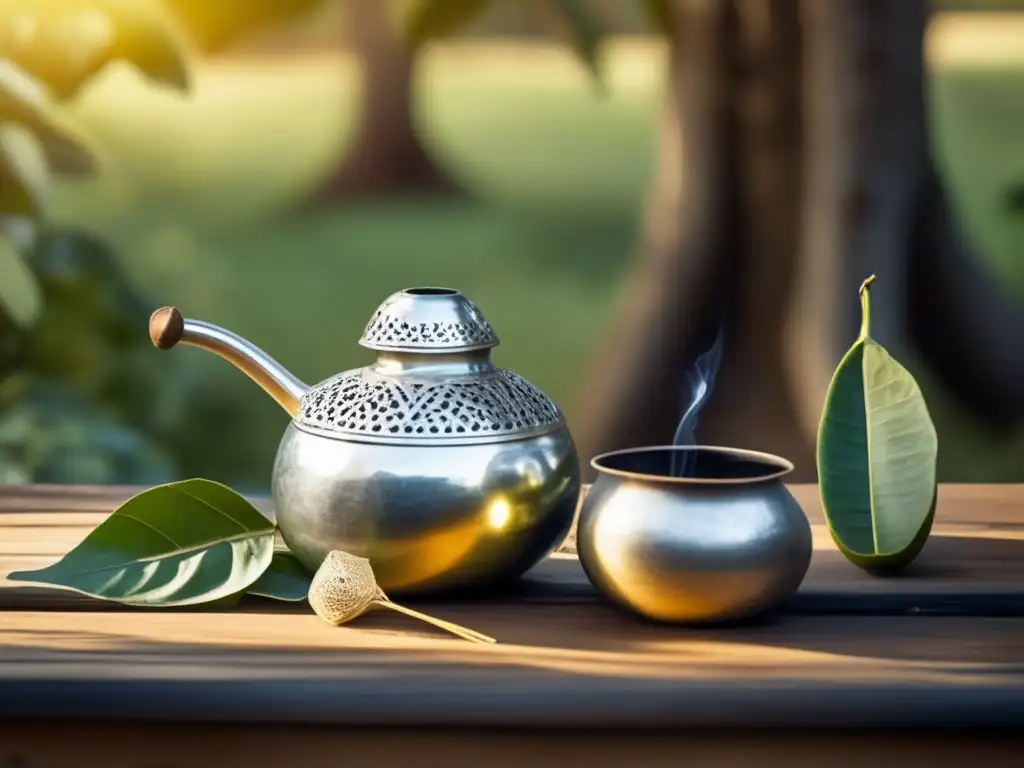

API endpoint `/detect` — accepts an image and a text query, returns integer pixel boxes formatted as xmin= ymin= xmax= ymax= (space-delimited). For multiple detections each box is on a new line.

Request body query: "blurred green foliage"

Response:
xmin=0 ymin=0 xmax=190 ymax=101
xmin=0 ymin=229 xmax=246 ymax=485
xmin=0 ymin=7 xmax=1020 ymax=489
xmin=163 ymin=0 xmax=324 ymax=53
xmin=0 ymin=0 xmax=200 ymax=486
xmin=48 ymin=33 xmax=1024 ymax=488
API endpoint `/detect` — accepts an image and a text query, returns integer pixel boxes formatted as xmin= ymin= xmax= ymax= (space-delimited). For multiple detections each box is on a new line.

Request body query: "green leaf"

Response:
xmin=545 ymin=0 xmax=607 ymax=91
xmin=817 ymin=275 xmax=939 ymax=572
xmin=642 ymin=0 xmax=675 ymax=38
xmin=403 ymin=0 xmax=489 ymax=53
xmin=0 ymin=63 xmax=99 ymax=175
xmin=8 ymin=478 xmax=276 ymax=605
xmin=248 ymin=550 xmax=312 ymax=602
xmin=0 ymin=0 xmax=190 ymax=100
xmin=0 ymin=125 xmax=47 ymax=219
xmin=0 ymin=231 xmax=41 ymax=327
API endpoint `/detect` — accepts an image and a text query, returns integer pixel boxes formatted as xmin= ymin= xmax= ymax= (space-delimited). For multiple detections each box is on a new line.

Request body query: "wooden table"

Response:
xmin=2 ymin=483 xmax=1023 ymax=767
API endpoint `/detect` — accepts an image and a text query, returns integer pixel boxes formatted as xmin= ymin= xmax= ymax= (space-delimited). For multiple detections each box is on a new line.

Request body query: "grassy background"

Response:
xmin=43 ymin=27 xmax=1024 ymax=490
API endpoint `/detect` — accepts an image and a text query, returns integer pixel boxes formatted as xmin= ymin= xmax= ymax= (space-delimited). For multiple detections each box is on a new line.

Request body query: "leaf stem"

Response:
xmin=375 ymin=600 xmax=497 ymax=644
xmin=858 ymin=274 xmax=876 ymax=341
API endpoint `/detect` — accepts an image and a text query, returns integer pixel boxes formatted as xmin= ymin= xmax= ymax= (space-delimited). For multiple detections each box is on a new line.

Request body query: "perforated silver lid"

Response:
xmin=359 ymin=287 xmax=498 ymax=353
xmin=294 ymin=287 xmax=564 ymax=445
xmin=294 ymin=367 xmax=564 ymax=445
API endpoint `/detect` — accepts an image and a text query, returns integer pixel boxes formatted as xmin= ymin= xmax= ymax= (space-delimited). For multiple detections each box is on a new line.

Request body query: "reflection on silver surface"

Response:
xmin=273 ymin=423 xmax=580 ymax=595
xmin=576 ymin=446 xmax=812 ymax=624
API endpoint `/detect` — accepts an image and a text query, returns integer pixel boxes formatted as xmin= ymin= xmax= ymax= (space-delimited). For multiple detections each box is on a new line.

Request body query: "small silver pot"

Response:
xmin=576 ymin=446 xmax=812 ymax=624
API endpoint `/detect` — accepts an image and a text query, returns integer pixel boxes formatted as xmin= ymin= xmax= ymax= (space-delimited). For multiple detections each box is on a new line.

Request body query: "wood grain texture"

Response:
xmin=2 ymin=483 xmax=1023 ymax=729
xmin=2 ymin=609 xmax=1024 ymax=728
xmin=3 ymin=484 xmax=1023 ymax=614
xmin=2 ymin=724 xmax=1023 ymax=767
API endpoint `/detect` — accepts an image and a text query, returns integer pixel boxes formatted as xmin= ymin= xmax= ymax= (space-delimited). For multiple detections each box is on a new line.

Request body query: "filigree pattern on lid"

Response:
xmin=358 ymin=287 xmax=499 ymax=352
xmin=361 ymin=309 xmax=497 ymax=350
xmin=295 ymin=368 xmax=564 ymax=442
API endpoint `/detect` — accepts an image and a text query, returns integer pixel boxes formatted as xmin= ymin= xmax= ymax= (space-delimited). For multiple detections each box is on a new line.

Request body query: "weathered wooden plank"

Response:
xmin=3 ymin=524 xmax=1024 ymax=614
xmin=4 ymin=608 xmax=1022 ymax=666
xmin=2 ymin=723 xmax=1022 ymax=767
xmin=1 ymin=609 xmax=1023 ymax=728
xmin=2 ymin=484 xmax=1024 ymax=731
xmin=2 ymin=483 xmax=1024 ymax=614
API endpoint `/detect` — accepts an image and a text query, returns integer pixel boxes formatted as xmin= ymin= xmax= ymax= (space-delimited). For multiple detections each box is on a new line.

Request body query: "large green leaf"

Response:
xmin=0 ymin=63 xmax=98 ymax=175
xmin=248 ymin=550 xmax=312 ymax=602
xmin=817 ymin=275 xmax=939 ymax=571
xmin=0 ymin=0 xmax=190 ymax=101
xmin=545 ymin=0 xmax=607 ymax=91
xmin=8 ymin=479 xmax=276 ymax=605
xmin=403 ymin=0 xmax=489 ymax=53
xmin=0 ymin=231 xmax=41 ymax=327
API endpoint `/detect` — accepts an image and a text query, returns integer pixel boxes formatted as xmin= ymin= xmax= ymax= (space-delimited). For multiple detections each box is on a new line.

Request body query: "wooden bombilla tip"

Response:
xmin=149 ymin=306 xmax=184 ymax=350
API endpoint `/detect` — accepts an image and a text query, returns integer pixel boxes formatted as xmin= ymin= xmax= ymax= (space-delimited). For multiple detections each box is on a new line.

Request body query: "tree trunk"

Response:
xmin=305 ymin=0 xmax=461 ymax=204
xmin=573 ymin=0 xmax=735 ymax=474
xmin=910 ymin=165 xmax=1024 ymax=426
xmin=575 ymin=0 xmax=814 ymax=479
xmin=575 ymin=0 xmax=1024 ymax=482
xmin=790 ymin=0 xmax=1024 ymax=433
xmin=784 ymin=0 xmax=932 ymax=440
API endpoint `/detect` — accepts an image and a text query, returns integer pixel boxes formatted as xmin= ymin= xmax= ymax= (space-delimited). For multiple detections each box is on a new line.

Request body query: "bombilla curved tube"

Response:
xmin=149 ymin=306 xmax=308 ymax=417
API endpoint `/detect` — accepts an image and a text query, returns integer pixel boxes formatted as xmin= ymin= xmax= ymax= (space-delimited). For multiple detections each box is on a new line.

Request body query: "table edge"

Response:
xmin=3 ymin=678 xmax=1024 ymax=730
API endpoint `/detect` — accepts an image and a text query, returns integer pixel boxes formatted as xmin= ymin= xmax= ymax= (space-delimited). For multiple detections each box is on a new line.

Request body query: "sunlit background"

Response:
xmin=2 ymin=0 xmax=1023 ymax=492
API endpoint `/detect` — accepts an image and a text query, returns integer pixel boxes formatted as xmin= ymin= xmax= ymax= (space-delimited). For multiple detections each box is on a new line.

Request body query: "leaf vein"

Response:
xmin=32 ymin=529 xmax=267 ymax=580
xmin=867 ymin=393 xmax=919 ymax=411
xmin=116 ymin=511 xmax=182 ymax=548
xmin=172 ymin=485 xmax=259 ymax=533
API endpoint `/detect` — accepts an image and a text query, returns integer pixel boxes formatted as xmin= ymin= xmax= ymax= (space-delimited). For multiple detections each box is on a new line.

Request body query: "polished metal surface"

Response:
xmin=151 ymin=286 xmax=580 ymax=594
xmin=176 ymin=318 xmax=307 ymax=416
xmin=360 ymin=287 xmax=499 ymax=352
xmin=576 ymin=446 xmax=812 ymax=624
xmin=273 ymin=422 xmax=580 ymax=594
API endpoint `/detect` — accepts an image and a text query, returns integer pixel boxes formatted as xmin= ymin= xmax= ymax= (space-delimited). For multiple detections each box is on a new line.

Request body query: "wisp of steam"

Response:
xmin=671 ymin=326 xmax=725 ymax=477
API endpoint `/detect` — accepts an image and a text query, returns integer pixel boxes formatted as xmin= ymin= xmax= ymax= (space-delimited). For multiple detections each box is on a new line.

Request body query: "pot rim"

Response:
xmin=590 ymin=445 xmax=794 ymax=485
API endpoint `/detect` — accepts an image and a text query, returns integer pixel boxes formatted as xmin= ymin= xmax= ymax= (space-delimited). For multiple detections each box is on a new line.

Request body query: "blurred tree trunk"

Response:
xmin=306 ymin=0 xmax=460 ymax=203
xmin=575 ymin=0 xmax=1024 ymax=482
